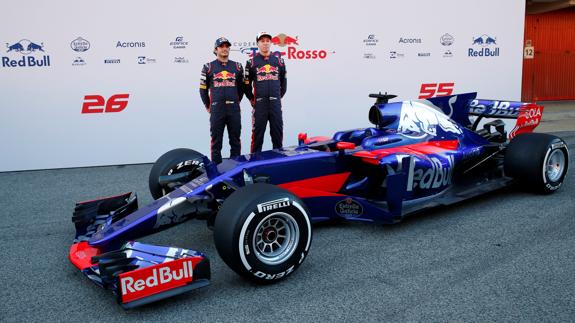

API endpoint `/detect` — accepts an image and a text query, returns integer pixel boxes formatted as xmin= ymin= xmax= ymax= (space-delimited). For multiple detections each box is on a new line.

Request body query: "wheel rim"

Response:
xmin=253 ymin=212 xmax=299 ymax=266
xmin=546 ymin=149 xmax=566 ymax=182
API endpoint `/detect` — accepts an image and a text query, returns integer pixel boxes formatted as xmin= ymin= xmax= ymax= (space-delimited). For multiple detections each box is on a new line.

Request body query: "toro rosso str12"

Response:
xmin=69 ymin=92 xmax=569 ymax=308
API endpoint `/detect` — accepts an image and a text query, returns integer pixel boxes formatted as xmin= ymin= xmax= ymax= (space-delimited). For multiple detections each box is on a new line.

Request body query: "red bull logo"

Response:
xmin=270 ymin=33 xmax=332 ymax=60
xmin=240 ymin=34 xmax=333 ymax=60
xmin=271 ymin=33 xmax=299 ymax=47
xmin=2 ymin=39 xmax=50 ymax=68
xmin=256 ymin=64 xmax=279 ymax=81
xmin=213 ymin=71 xmax=236 ymax=87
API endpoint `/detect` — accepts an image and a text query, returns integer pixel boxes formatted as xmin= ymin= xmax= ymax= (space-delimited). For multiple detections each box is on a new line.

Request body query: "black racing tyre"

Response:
xmin=148 ymin=148 xmax=206 ymax=199
xmin=214 ymin=184 xmax=312 ymax=284
xmin=504 ymin=133 xmax=569 ymax=194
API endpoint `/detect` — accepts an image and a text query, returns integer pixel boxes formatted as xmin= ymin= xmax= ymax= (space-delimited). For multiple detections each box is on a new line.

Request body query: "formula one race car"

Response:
xmin=69 ymin=92 xmax=569 ymax=309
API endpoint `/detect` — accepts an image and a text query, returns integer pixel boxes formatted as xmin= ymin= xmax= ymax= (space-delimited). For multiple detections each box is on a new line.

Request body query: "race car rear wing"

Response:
xmin=466 ymin=99 xmax=544 ymax=139
xmin=424 ymin=94 xmax=544 ymax=140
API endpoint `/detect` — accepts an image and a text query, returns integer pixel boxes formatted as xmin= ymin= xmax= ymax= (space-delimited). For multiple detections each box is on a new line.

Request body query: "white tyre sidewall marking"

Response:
xmin=542 ymin=147 xmax=552 ymax=185
xmin=237 ymin=200 xmax=312 ymax=273
xmin=292 ymin=201 xmax=312 ymax=253
xmin=239 ymin=212 xmax=256 ymax=271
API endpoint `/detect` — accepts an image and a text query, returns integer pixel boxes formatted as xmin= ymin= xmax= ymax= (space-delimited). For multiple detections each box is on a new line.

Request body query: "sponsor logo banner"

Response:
xmin=119 ymin=258 xmax=194 ymax=303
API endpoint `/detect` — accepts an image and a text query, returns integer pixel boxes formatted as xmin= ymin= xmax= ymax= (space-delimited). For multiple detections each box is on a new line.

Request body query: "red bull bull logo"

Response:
xmin=239 ymin=34 xmax=333 ymax=60
xmin=468 ymin=35 xmax=500 ymax=57
xmin=2 ymin=39 xmax=50 ymax=68
xmin=256 ymin=64 xmax=279 ymax=81
xmin=213 ymin=71 xmax=236 ymax=87
xmin=271 ymin=34 xmax=299 ymax=47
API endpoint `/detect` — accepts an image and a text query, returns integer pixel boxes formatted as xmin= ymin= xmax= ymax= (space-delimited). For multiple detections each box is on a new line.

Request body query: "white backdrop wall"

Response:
xmin=0 ymin=0 xmax=525 ymax=172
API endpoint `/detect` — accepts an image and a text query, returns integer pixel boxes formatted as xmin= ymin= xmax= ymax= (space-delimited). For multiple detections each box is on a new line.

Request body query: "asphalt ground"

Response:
xmin=1 ymin=129 xmax=574 ymax=320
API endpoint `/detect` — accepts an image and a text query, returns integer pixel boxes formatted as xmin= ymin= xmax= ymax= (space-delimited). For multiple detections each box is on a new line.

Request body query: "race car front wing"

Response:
xmin=69 ymin=192 xmax=210 ymax=309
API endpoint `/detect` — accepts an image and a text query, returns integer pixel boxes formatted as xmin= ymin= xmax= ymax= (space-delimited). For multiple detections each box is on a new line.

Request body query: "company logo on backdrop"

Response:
xmin=272 ymin=34 xmax=299 ymax=47
xmin=443 ymin=50 xmax=453 ymax=58
xmin=231 ymin=41 xmax=257 ymax=57
xmin=418 ymin=82 xmax=455 ymax=99
xmin=2 ymin=39 xmax=51 ymax=68
xmin=82 ymin=94 xmax=130 ymax=114
xmin=363 ymin=34 xmax=378 ymax=59
xmin=389 ymin=51 xmax=405 ymax=59
xmin=116 ymin=41 xmax=145 ymax=48
xmin=399 ymin=37 xmax=422 ymax=44
xmin=70 ymin=37 xmax=90 ymax=52
xmin=138 ymin=56 xmax=156 ymax=64
xmin=72 ymin=57 xmax=86 ymax=66
xmin=170 ymin=37 xmax=188 ymax=49
xmin=271 ymin=33 xmax=334 ymax=60
xmin=440 ymin=34 xmax=454 ymax=46
xmin=174 ymin=57 xmax=189 ymax=63
xmin=468 ymin=35 xmax=499 ymax=57
xmin=363 ymin=34 xmax=379 ymax=46
xmin=418 ymin=52 xmax=431 ymax=57
xmin=104 ymin=58 xmax=121 ymax=64
xmin=230 ymin=35 xmax=333 ymax=60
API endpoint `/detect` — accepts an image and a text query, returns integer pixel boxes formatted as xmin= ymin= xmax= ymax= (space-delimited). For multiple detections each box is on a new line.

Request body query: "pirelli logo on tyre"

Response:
xmin=256 ymin=198 xmax=291 ymax=213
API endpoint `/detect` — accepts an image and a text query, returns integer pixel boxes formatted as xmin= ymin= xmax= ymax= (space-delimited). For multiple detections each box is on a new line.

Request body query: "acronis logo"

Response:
xmin=2 ymin=39 xmax=51 ymax=68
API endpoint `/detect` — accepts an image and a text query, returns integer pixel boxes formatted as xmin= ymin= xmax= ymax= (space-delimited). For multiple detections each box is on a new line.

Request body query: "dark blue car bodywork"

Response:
xmin=69 ymin=92 xmax=543 ymax=308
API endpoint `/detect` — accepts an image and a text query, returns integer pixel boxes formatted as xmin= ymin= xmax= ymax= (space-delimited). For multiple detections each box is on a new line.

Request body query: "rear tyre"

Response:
xmin=148 ymin=148 xmax=205 ymax=199
xmin=504 ymin=133 xmax=569 ymax=194
xmin=214 ymin=184 xmax=312 ymax=283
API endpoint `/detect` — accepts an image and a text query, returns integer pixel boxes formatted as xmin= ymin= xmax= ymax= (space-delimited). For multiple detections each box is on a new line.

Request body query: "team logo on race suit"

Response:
xmin=2 ymin=39 xmax=50 ymax=68
xmin=256 ymin=64 xmax=279 ymax=81
xmin=213 ymin=71 xmax=236 ymax=87
xmin=335 ymin=198 xmax=363 ymax=218
xmin=397 ymin=101 xmax=463 ymax=138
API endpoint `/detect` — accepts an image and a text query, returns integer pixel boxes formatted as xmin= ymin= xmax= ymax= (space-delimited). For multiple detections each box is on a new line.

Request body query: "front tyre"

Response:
xmin=504 ymin=133 xmax=569 ymax=194
xmin=148 ymin=148 xmax=206 ymax=200
xmin=214 ymin=184 xmax=312 ymax=283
